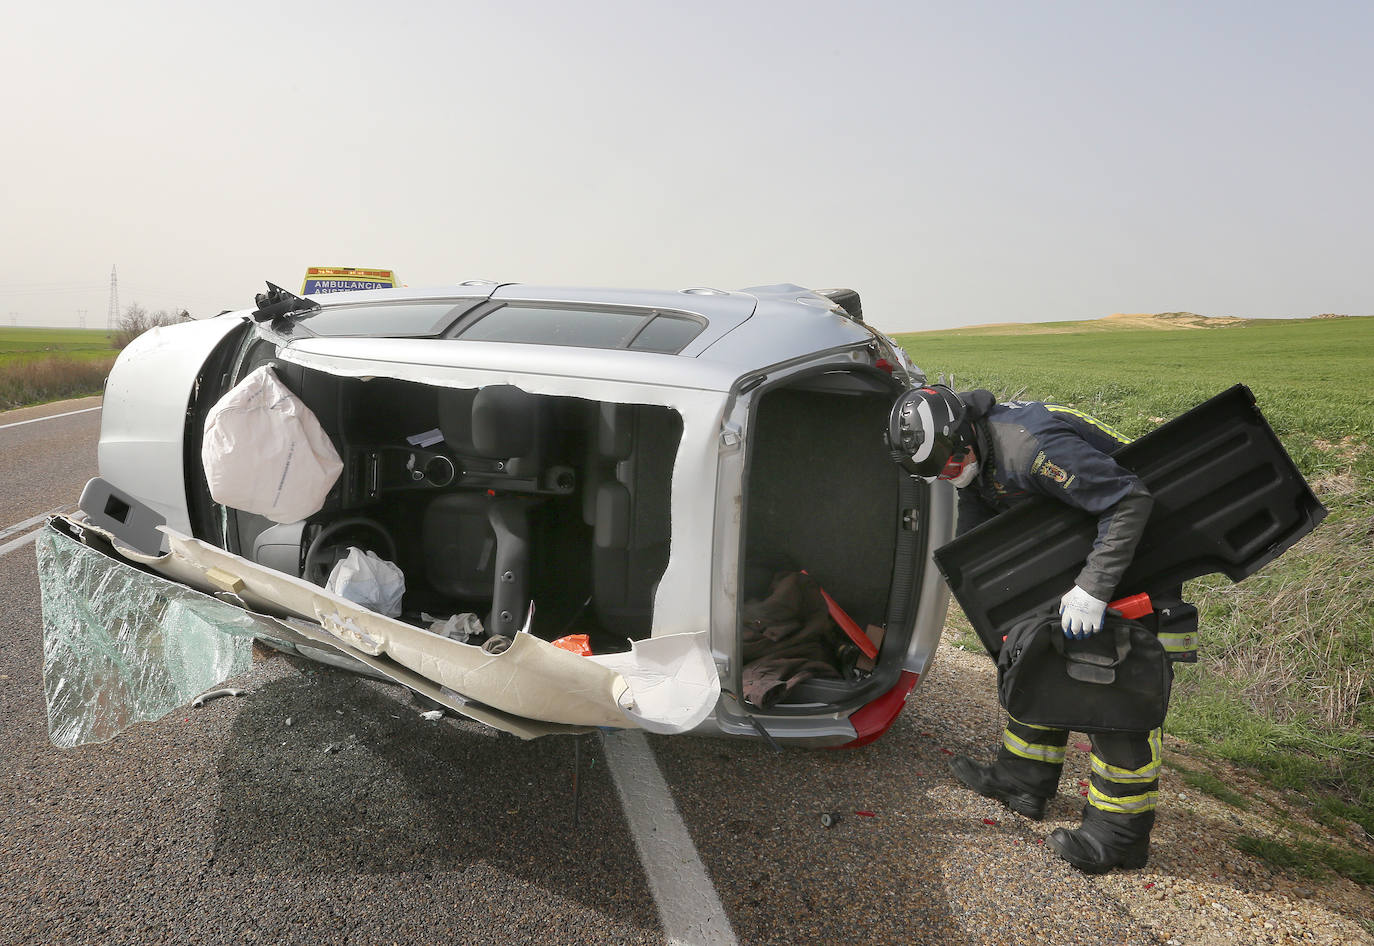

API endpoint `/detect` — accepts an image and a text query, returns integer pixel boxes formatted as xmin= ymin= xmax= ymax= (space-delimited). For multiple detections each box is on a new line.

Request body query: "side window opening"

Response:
xmin=218 ymin=370 xmax=683 ymax=654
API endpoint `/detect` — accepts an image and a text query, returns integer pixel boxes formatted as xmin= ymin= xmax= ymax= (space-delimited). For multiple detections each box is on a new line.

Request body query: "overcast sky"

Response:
xmin=2 ymin=1 xmax=1370 ymax=332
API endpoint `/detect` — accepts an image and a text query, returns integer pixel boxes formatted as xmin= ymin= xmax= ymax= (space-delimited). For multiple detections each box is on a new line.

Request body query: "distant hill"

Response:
xmin=1101 ymin=311 xmax=1246 ymax=329
xmin=905 ymin=311 xmax=1260 ymax=336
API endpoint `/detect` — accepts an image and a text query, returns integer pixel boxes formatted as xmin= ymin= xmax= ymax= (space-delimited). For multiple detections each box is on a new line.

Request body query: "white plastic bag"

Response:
xmin=201 ymin=366 xmax=343 ymax=523
xmin=325 ymin=547 xmax=406 ymax=617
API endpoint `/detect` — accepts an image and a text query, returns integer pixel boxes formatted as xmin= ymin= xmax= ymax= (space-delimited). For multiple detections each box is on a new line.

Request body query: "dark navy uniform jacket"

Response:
xmin=955 ymin=392 xmax=1154 ymax=602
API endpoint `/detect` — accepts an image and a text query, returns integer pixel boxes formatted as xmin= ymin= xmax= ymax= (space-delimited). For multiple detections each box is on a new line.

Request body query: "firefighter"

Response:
xmin=887 ymin=383 xmax=1160 ymax=873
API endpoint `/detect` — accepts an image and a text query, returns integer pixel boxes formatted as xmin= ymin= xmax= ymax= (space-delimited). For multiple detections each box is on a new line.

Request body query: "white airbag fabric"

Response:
xmin=588 ymin=632 xmax=720 ymax=734
xmin=201 ymin=365 xmax=343 ymax=523
xmin=325 ymin=547 xmax=405 ymax=618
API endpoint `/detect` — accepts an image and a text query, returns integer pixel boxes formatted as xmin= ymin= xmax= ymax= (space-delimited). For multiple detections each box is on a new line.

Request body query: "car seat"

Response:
xmin=586 ymin=403 xmax=680 ymax=639
xmin=423 ymin=385 xmax=551 ymax=636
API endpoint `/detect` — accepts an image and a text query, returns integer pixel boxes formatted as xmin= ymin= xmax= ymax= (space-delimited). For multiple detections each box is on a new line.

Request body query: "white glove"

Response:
xmin=1059 ymin=585 xmax=1108 ymax=639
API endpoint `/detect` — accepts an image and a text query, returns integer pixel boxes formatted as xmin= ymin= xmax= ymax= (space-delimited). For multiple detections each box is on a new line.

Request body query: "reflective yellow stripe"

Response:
xmin=1007 ymin=713 xmax=1059 ymax=732
xmin=1088 ymin=784 xmax=1158 ymax=814
xmin=1003 ymin=728 xmax=1067 ymax=764
xmin=1044 ymin=405 xmax=1132 ymax=444
xmin=1091 ymin=730 xmax=1163 ymax=783
xmin=1158 ymin=631 xmax=1198 ymax=653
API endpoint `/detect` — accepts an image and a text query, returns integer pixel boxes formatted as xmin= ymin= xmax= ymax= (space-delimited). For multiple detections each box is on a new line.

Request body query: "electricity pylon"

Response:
xmin=106 ymin=265 xmax=119 ymax=332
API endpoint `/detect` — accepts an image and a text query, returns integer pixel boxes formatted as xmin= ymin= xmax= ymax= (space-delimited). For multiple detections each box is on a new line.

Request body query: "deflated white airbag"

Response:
xmin=201 ymin=366 xmax=343 ymax=523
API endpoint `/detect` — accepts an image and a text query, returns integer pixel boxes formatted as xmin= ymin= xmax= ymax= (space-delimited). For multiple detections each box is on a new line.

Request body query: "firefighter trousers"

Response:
xmin=996 ymin=715 xmax=1161 ymax=845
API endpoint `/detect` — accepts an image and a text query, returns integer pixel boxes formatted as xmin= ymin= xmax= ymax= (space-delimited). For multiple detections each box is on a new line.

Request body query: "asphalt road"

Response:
xmin=5 ymin=397 xmax=1368 ymax=946
xmin=0 ymin=396 xmax=1015 ymax=946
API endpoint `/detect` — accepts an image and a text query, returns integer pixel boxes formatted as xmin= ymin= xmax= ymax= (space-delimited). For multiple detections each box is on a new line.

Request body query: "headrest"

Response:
xmin=437 ymin=388 xmax=478 ymax=451
xmin=472 ymin=385 xmax=541 ymax=458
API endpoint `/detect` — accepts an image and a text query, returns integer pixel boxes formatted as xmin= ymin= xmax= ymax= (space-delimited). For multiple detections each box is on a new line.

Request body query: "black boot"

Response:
xmin=1047 ymin=822 xmax=1150 ymax=873
xmin=948 ymin=755 xmax=1049 ymax=820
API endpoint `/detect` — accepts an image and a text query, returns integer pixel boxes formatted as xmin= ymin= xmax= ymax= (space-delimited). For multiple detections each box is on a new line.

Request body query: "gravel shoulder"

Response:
xmin=926 ymin=639 xmax=1374 ymax=946
xmin=654 ymin=636 xmax=1374 ymax=946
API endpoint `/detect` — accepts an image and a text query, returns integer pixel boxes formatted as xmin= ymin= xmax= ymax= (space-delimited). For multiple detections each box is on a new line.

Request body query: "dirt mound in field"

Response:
xmin=1102 ymin=312 xmax=1247 ymax=329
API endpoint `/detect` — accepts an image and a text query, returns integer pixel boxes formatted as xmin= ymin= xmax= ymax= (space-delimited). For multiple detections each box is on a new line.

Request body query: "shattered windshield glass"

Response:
xmin=36 ymin=525 xmax=282 ymax=748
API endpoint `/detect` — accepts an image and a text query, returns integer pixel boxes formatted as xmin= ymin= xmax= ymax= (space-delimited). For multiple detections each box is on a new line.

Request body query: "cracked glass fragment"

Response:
xmin=36 ymin=526 xmax=280 ymax=748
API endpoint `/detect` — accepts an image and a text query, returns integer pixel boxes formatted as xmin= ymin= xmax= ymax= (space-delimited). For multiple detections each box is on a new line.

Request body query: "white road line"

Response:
xmin=0 ymin=528 xmax=42 ymax=558
xmin=0 ymin=405 xmax=102 ymax=431
xmin=0 ymin=509 xmax=63 ymax=542
xmin=0 ymin=508 xmax=70 ymax=558
xmin=601 ymin=730 xmax=738 ymax=946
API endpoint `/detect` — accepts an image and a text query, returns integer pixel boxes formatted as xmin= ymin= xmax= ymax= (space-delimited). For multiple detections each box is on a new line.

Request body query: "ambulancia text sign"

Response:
xmin=301 ymin=267 xmax=398 ymax=294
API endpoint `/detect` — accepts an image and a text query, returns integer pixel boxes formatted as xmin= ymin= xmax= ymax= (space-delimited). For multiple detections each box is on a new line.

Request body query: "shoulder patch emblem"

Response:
xmin=1037 ymin=457 xmax=1074 ymax=488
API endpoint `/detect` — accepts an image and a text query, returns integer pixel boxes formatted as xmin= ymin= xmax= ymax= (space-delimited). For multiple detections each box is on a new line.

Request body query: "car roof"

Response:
xmin=284 ymin=281 xmax=879 ymax=375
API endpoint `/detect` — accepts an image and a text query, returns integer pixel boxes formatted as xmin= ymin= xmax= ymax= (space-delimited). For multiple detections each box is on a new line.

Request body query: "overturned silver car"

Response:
xmin=39 ymin=281 xmax=952 ymax=747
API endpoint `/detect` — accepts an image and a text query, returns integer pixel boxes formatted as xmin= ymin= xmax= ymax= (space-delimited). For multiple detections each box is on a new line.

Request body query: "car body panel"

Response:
xmin=488 ymin=283 xmax=758 ymax=358
xmin=57 ymin=280 xmax=949 ymax=749
xmin=274 ymin=333 xmax=747 ymax=394
xmin=902 ymin=480 xmax=956 ymax=676
xmin=98 ymin=315 xmax=248 ymax=538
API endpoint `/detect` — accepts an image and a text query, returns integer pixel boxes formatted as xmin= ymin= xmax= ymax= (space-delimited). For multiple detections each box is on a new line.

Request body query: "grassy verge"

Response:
xmin=1166 ymin=759 xmax=1252 ymax=810
xmin=0 ymin=356 xmax=114 ymax=411
xmin=0 ymin=327 xmax=118 ymax=410
xmin=894 ymin=315 xmax=1374 ymax=849
xmin=1232 ymin=834 xmax=1374 ymax=887
xmin=0 ymin=326 xmax=117 ymax=361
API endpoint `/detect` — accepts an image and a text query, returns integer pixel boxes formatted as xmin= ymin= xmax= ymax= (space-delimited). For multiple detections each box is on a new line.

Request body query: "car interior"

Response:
xmin=201 ymin=336 xmax=921 ymax=709
xmin=215 ymin=340 xmax=679 ymax=652
xmin=736 ymin=375 xmax=922 ymax=709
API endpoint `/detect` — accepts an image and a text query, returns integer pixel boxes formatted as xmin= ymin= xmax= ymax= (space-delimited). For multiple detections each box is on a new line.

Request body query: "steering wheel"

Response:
xmin=302 ymin=517 xmax=397 ymax=587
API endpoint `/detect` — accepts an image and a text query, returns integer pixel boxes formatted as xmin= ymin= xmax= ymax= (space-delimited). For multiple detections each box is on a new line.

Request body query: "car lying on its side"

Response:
xmin=39 ymin=281 xmax=954 ymax=747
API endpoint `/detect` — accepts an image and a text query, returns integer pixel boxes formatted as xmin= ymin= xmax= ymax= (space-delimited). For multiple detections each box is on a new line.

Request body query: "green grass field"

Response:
xmin=0 ymin=327 xmax=118 ymax=410
xmin=0 ymin=326 xmax=118 ymax=365
xmin=891 ymin=314 xmax=1374 ymax=860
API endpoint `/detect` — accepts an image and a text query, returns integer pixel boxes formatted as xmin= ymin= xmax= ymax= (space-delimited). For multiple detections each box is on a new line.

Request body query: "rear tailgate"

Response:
xmin=933 ymin=385 xmax=1327 ymax=656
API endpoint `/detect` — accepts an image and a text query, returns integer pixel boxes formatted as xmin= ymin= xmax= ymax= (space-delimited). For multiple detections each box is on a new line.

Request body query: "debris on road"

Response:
xmin=191 ymin=687 xmax=245 ymax=708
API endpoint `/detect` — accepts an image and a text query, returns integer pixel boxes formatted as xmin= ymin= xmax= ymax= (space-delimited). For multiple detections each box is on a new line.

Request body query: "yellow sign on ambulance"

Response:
xmin=301 ymin=267 xmax=399 ymax=295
